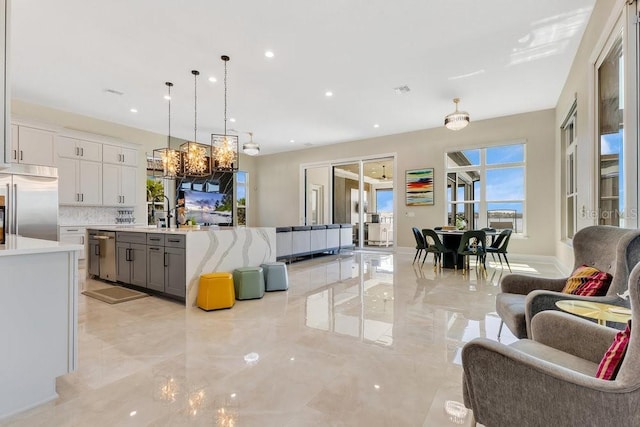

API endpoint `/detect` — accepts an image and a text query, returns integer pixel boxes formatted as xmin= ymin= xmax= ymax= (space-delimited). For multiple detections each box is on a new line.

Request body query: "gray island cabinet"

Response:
xmin=87 ymin=226 xmax=276 ymax=305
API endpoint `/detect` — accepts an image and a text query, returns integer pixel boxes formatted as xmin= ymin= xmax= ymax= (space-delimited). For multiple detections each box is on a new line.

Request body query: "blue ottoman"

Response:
xmin=233 ymin=267 xmax=265 ymax=300
xmin=261 ymin=262 xmax=289 ymax=292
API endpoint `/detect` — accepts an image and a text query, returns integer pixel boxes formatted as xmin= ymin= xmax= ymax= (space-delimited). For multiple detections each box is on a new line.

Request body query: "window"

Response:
xmin=597 ymin=31 xmax=623 ymax=226
xmin=235 ymin=171 xmax=247 ymax=226
xmin=446 ymin=143 xmax=525 ymax=233
xmin=561 ymin=101 xmax=577 ymax=239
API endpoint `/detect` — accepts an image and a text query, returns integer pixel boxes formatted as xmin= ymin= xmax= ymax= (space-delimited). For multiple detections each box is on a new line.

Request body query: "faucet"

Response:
xmin=163 ymin=195 xmax=173 ymax=227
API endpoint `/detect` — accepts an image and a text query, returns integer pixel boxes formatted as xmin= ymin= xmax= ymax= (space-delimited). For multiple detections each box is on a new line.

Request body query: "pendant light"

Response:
xmin=181 ymin=70 xmax=210 ymax=176
xmin=444 ymin=98 xmax=470 ymax=131
xmin=153 ymin=82 xmax=180 ymax=178
xmin=242 ymin=132 xmax=260 ymax=156
xmin=212 ymin=55 xmax=238 ymax=170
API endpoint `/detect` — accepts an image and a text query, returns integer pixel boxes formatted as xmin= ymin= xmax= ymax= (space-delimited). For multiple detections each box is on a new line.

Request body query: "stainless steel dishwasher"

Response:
xmin=95 ymin=231 xmax=116 ymax=282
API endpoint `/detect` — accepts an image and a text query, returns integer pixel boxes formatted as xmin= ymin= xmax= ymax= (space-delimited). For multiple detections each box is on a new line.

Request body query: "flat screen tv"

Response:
xmin=182 ymin=189 xmax=232 ymax=225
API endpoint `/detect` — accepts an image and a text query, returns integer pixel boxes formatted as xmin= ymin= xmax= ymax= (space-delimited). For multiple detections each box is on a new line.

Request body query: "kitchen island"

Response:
xmin=0 ymin=235 xmax=82 ymax=419
xmin=87 ymin=226 xmax=276 ymax=305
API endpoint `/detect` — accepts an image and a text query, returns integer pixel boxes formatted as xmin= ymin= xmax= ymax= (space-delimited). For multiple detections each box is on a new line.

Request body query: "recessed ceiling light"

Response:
xmin=373 ymin=124 xmax=380 ymax=128
xmin=393 ymin=85 xmax=410 ymax=95
xmin=130 ymin=108 xmax=138 ymax=113
xmin=208 ymin=76 xmax=217 ymax=83
xmin=325 ymin=91 xmax=333 ymax=97
xmin=163 ymin=95 xmax=171 ymax=100
xmin=229 ymin=118 xmax=236 ymax=123
xmin=289 ymin=139 xmax=295 ymax=143
xmin=265 ymin=50 xmax=275 ymax=58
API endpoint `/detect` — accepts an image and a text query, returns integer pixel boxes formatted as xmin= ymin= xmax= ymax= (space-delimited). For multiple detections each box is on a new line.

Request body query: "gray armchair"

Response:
xmin=496 ymin=225 xmax=640 ymax=338
xmin=462 ymin=262 xmax=640 ymax=426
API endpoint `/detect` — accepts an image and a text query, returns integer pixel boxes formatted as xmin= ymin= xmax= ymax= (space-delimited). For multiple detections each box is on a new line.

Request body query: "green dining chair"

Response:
xmin=457 ymin=230 xmax=487 ymax=273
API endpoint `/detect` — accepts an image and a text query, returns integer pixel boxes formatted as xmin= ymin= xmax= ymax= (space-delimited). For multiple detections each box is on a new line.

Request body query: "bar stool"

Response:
xmin=197 ymin=272 xmax=235 ymax=311
xmin=233 ymin=267 xmax=265 ymax=300
xmin=261 ymin=262 xmax=289 ymax=291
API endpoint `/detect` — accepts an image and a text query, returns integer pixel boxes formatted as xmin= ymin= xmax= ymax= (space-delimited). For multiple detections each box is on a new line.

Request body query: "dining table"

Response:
xmin=434 ymin=229 xmax=499 ymax=269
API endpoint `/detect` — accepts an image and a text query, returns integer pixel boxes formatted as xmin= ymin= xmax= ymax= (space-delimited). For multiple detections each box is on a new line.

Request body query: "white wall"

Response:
xmin=254 ymin=109 xmax=556 ymax=255
xmin=554 ymin=0 xmax=620 ymax=270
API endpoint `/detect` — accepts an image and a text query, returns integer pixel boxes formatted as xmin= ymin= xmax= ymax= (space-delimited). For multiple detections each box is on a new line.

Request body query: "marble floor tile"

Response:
xmin=2 ymin=251 xmax=562 ymax=426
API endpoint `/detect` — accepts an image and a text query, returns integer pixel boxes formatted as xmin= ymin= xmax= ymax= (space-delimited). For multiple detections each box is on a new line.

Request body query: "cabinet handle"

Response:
xmin=168 ymin=239 xmax=180 ymax=243
xmin=164 ymin=252 xmax=168 ymax=267
xmin=75 ymin=147 xmax=79 ymax=156
xmin=67 ymin=228 xmax=78 ymax=232
xmin=95 ymin=245 xmax=100 ymax=256
xmin=12 ymin=149 xmax=16 ymax=160
xmin=81 ymin=193 xmax=84 ymax=202
xmin=149 ymin=247 xmax=160 ymax=251
xmin=19 ymin=150 xmax=23 ymax=161
xmin=81 ymin=236 xmax=85 ymax=244
xmin=81 ymin=147 xmax=84 ymax=157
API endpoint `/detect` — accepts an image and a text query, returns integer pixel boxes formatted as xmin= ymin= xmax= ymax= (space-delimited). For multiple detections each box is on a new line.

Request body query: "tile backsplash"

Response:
xmin=59 ymin=206 xmax=123 ymax=226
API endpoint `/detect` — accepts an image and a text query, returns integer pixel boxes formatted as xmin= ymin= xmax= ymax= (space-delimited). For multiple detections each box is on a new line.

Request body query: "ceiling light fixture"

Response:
xmin=373 ymin=124 xmax=380 ymax=128
xmin=444 ymin=98 xmax=470 ymax=131
xmin=180 ymin=70 xmax=210 ymax=176
xmin=265 ymin=50 xmax=274 ymax=58
xmin=153 ymin=81 xmax=180 ymax=178
xmin=242 ymin=132 xmax=260 ymax=156
xmin=130 ymin=108 xmax=138 ymax=113
xmin=325 ymin=91 xmax=333 ymax=97
xmin=211 ymin=55 xmax=238 ymax=171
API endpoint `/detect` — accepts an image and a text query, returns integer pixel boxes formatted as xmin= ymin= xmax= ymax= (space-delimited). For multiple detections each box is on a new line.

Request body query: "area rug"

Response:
xmin=82 ymin=286 xmax=149 ymax=304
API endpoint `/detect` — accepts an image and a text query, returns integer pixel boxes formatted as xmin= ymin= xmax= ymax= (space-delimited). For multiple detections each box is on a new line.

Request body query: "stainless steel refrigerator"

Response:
xmin=0 ymin=164 xmax=58 ymax=241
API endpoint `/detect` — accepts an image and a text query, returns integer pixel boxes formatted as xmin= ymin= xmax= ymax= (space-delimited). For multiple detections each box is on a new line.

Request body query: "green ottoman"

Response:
xmin=233 ymin=267 xmax=265 ymax=300
xmin=261 ymin=262 xmax=289 ymax=291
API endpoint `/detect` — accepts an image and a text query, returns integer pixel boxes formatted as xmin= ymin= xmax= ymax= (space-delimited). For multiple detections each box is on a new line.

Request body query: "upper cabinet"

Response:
xmin=56 ymin=136 xmax=102 ymax=162
xmin=0 ymin=1 xmax=10 ymax=168
xmin=103 ymin=144 xmax=137 ymax=167
xmin=55 ymin=130 xmax=140 ymax=207
xmin=10 ymin=124 xmax=56 ymax=167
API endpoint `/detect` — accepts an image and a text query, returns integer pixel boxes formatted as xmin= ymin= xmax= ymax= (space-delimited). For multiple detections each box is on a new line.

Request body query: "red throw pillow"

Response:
xmin=562 ymin=265 xmax=612 ymax=296
xmin=596 ymin=321 xmax=631 ymax=380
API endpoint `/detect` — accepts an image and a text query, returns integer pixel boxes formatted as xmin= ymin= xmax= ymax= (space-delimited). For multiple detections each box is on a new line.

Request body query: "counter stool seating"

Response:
xmin=261 ymin=262 xmax=289 ymax=291
xmin=197 ymin=272 xmax=235 ymax=311
xmin=233 ymin=267 xmax=265 ymax=300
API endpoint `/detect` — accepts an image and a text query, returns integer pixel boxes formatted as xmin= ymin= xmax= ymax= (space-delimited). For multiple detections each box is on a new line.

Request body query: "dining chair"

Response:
xmin=411 ymin=227 xmax=427 ymax=265
xmin=457 ymin=230 xmax=487 ymax=272
xmin=421 ymin=229 xmax=456 ymax=270
xmin=486 ymin=229 xmax=512 ymax=272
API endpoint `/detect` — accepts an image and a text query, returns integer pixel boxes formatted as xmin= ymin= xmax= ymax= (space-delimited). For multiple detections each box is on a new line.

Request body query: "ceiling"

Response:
xmin=11 ymin=0 xmax=595 ymax=155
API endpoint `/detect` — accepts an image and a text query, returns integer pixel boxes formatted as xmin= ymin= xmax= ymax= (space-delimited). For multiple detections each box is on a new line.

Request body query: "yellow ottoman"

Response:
xmin=197 ymin=272 xmax=235 ymax=311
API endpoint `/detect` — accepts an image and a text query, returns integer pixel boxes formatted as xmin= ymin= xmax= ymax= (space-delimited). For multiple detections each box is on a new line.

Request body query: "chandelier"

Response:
xmin=444 ymin=98 xmax=470 ymax=131
xmin=153 ymin=82 xmax=181 ymax=178
xmin=181 ymin=70 xmax=211 ymax=176
xmin=211 ymin=55 xmax=238 ymax=171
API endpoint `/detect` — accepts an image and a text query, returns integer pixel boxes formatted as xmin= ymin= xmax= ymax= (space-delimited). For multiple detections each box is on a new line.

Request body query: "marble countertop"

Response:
xmin=0 ymin=235 xmax=84 ymax=257
xmin=84 ymin=225 xmax=267 ymax=234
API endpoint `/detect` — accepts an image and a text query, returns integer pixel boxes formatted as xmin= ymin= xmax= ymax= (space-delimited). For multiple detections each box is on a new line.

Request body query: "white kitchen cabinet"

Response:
xmin=102 ymin=144 xmax=137 ymax=167
xmin=56 ymin=136 xmax=102 ymax=162
xmin=10 ymin=125 xmax=56 ymax=167
xmin=58 ymin=157 xmax=102 ymax=205
xmin=0 ymin=0 xmax=9 ymax=169
xmin=102 ymin=163 xmax=136 ymax=206
xmin=59 ymin=226 xmax=86 ymax=259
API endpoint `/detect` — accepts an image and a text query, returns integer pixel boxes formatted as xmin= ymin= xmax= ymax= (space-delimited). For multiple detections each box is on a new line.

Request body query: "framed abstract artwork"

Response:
xmin=406 ymin=168 xmax=434 ymax=206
